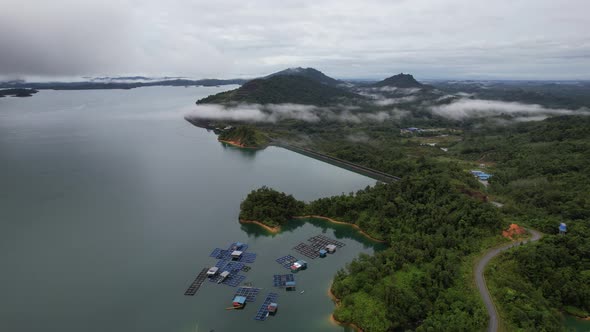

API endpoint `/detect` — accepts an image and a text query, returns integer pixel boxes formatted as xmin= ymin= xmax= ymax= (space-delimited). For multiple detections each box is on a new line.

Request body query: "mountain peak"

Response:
xmin=372 ymin=73 xmax=423 ymax=88
xmin=265 ymin=67 xmax=341 ymax=86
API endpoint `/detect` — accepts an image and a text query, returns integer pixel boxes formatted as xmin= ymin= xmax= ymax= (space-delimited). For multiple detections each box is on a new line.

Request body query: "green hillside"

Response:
xmin=196 ymin=75 xmax=358 ymax=106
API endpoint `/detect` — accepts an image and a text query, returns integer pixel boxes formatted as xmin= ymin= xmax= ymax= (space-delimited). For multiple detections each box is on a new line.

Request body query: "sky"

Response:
xmin=1 ymin=0 xmax=589 ymax=80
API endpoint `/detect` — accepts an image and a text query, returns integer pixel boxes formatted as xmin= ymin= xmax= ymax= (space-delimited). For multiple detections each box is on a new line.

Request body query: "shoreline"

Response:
xmin=294 ymin=215 xmax=386 ymax=243
xmin=327 ymin=286 xmax=363 ymax=332
xmin=239 ymin=215 xmax=386 ymax=243
xmin=238 ymin=219 xmax=281 ymax=233
xmin=218 ymin=139 xmax=261 ymax=149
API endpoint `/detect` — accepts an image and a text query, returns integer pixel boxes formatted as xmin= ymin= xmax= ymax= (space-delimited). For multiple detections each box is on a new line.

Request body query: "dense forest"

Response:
xmin=239 ymin=186 xmax=304 ymax=227
xmin=218 ymin=126 xmax=269 ymax=147
xmin=240 ymin=163 xmax=504 ymax=331
xmin=452 ymin=116 xmax=590 ymax=329
xmin=319 ymin=170 xmax=503 ymax=331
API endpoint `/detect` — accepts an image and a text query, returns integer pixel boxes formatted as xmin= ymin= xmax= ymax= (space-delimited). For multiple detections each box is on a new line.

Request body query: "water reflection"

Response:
xmin=240 ymin=217 xmax=387 ymax=251
xmin=220 ymin=142 xmax=262 ymax=159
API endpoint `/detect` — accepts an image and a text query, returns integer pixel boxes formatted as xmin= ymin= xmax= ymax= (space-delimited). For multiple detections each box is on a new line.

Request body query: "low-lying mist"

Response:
xmin=185 ymin=103 xmax=404 ymax=124
xmin=429 ymin=98 xmax=589 ymax=120
xmin=184 ymin=96 xmax=588 ymax=126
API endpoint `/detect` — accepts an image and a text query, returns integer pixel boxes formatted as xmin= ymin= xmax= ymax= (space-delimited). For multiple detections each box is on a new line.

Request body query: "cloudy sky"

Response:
xmin=1 ymin=0 xmax=589 ymax=80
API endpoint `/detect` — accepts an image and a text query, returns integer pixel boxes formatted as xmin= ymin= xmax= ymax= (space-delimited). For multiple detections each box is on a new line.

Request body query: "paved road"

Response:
xmin=475 ymin=229 xmax=542 ymax=332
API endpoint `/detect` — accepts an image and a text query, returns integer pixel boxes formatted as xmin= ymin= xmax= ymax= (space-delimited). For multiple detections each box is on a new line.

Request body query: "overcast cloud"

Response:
xmin=1 ymin=0 xmax=589 ymax=80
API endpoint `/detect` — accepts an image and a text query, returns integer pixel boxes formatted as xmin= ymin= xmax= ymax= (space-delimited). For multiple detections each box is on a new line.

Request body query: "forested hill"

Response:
xmin=239 ymin=163 xmax=504 ymax=331
xmin=265 ymin=67 xmax=343 ymax=86
xmin=196 ymin=75 xmax=359 ymax=105
xmin=371 ymin=73 xmax=424 ymax=88
xmin=454 ymin=115 xmax=590 ymax=330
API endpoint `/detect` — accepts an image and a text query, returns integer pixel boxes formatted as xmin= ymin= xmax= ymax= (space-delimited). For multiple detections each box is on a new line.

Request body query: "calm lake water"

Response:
xmin=0 ymin=87 xmax=379 ymax=332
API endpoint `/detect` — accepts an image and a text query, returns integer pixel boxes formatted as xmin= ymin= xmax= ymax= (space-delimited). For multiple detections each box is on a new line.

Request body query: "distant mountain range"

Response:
xmin=2 ymin=68 xmax=434 ymax=105
xmin=0 ymin=78 xmax=247 ymax=90
xmin=196 ymin=68 xmax=436 ymax=105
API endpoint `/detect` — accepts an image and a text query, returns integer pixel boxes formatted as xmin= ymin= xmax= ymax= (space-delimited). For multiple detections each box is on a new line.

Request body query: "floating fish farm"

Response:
xmin=293 ymin=242 xmax=320 ymax=259
xmin=275 ymin=255 xmax=298 ymax=269
xmin=254 ymin=292 xmax=279 ymax=321
xmin=234 ymin=287 xmax=261 ymax=302
xmin=273 ymin=274 xmax=295 ymax=287
xmin=184 ymin=234 xmax=347 ymax=323
xmin=184 ymin=268 xmax=209 ymax=296
xmin=308 ymin=234 xmax=346 ymax=248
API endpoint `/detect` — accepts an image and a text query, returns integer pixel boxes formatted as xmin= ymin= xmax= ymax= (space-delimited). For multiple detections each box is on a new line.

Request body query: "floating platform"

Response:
xmin=254 ymin=292 xmax=279 ymax=321
xmin=234 ymin=287 xmax=261 ymax=302
xmin=184 ymin=268 xmax=209 ymax=296
xmin=273 ymin=274 xmax=294 ymax=287
xmin=228 ymin=242 xmax=249 ymax=251
xmin=276 ymin=255 xmax=298 ymax=269
xmin=208 ymin=271 xmax=246 ymax=287
xmin=241 ymin=265 xmax=251 ymax=272
xmin=215 ymin=261 xmax=245 ymax=273
xmin=239 ymin=252 xmax=257 ymax=263
xmin=293 ymin=243 xmax=319 ymax=259
xmin=308 ymin=234 xmax=345 ymax=248
xmin=210 ymin=248 xmax=257 ymax=263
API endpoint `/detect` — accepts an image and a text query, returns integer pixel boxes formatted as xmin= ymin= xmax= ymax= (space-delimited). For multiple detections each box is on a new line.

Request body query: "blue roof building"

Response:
xmin=233 ymin=296 xmax=247 ymax=307
xmin=285 ymin=281 xmax=296 ymax=290
xmin=471 ymin=170 xmax=492 ymax=181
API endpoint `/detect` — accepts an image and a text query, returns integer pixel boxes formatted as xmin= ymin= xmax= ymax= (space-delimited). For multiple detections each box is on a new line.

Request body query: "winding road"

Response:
xmin=475 ymin=229 xmax=542 ymax=332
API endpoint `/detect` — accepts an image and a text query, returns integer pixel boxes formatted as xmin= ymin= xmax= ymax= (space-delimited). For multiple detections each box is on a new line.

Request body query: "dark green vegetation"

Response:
xmin=198 ymin=70 xmax=590 ymax=331
xmin=0 ymin=88 xmax=38 ymax=97
xmin=371 ymin=73 xmax=424 ymax=88
xmin=218 ymin=126 xmax=269 ymax=147
xmin=453 ymin=116 xmax=590 ymax=329
xmin=239 ymin=186 xmax=304 ymax=227
xmin=196 ymin=75 xmax=359 ymax=106
xmin=0 ymin=78 xmax=246 ymax=91
xmin=242 ymin=165 xmax=503 ymax=331
xmin=486 ymin=226 xmax=590 ymax=331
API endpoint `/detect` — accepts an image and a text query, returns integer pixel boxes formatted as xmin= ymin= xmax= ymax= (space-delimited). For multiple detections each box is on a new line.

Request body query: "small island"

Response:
xmin=0 ymin=88 xmax=39 ymax=97
xmin=239 ymin=186 xmax=304 ymax=232
xmin=218 ymin=126 xmax=269 ymax=148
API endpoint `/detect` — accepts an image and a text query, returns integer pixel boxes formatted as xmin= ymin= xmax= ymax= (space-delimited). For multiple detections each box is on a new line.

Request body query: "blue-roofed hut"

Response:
xmin=559 ymin=223 xmax=567 ymax=234
xmin=478 ymin=174 xmax=491 ymax=181
xmin=296 ymin=260 xmax=307 ymax=269
xmin=319 ymin=249 xmax=327 ymax=258
xmin=233 ymin=296 xmax=246 ymax=308
xmin=268 ymin=302 xmax=278 ymax=315
xmin=285 ymin=281 xmax=296 ymax=291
